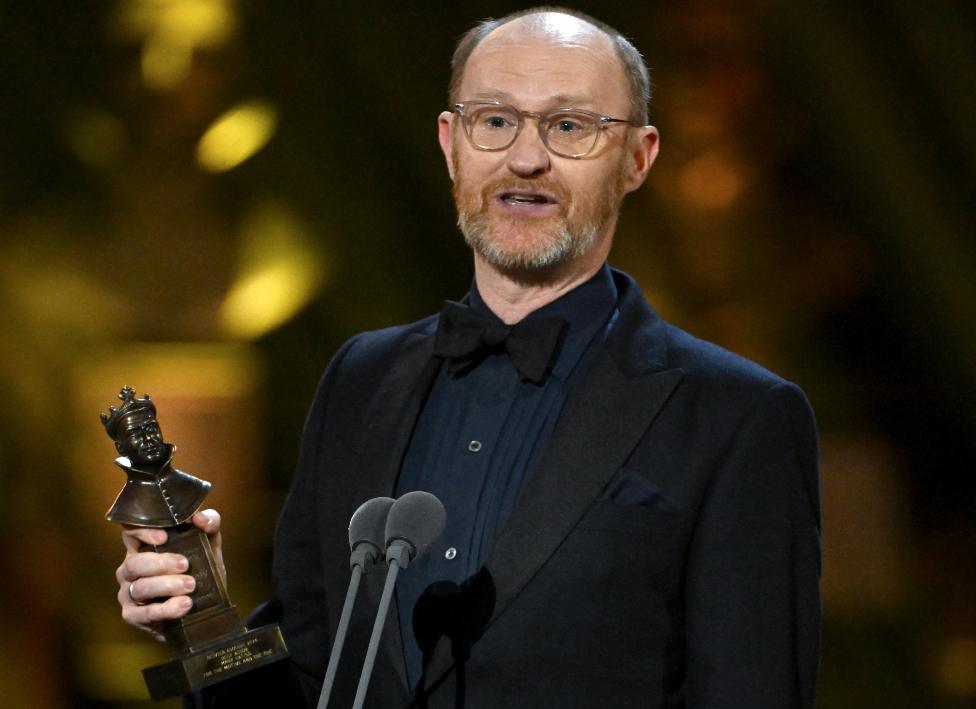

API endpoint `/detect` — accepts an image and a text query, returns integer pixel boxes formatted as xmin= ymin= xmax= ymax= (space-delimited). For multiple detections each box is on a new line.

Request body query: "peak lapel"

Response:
xmin=420 ymin=277 xmax=684 ymax=686
xmin=484 ymin=350 xmax=683 ymax=627
xmin=482 ymin=271 xmax=683 ymax=629
xmin=420 ymin=350 xmax=683 ymax=689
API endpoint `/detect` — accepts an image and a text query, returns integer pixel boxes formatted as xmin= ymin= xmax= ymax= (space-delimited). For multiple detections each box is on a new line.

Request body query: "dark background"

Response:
xmin=0 ymin=1 xmax=973 ymax=706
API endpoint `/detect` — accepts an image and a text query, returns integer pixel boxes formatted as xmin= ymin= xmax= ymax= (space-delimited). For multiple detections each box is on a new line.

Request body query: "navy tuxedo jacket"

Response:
xmin=233 ymin=269 xmax=819 ymax=709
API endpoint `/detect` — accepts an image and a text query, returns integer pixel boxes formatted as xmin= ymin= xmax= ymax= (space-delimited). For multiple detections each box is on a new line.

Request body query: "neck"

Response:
xmin=473 ymin=246 xmax=609 ymax=324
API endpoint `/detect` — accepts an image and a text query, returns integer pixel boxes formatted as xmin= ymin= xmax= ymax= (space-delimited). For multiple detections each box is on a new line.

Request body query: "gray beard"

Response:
xmin=457 ymin=213 xmax=598 ymax=272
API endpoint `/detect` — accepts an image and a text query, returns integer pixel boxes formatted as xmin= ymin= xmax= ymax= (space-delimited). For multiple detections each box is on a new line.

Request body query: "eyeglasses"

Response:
xmin=453 ymin=100 xmax=639 ymax=159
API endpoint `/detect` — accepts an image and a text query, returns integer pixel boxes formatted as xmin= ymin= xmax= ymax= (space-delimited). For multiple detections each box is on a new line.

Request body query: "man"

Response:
xmin=117 ymin=8 xmax=821 ymax=708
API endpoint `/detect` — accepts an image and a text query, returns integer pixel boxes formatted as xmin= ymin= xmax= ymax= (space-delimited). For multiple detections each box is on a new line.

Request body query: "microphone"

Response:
xmin=352 ymin=491 xmax=446 ymax=709
xmin=384 ymin=490 xmax=447 ymax=565
xmin=349 ymin=496 xmax=397 ymax=568
xmin=316 ymin=496 xmax=395 ymax=709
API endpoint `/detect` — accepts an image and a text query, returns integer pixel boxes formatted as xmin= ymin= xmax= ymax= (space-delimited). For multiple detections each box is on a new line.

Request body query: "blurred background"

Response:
xmin=0 ymin=1 xmax=973 ymax=707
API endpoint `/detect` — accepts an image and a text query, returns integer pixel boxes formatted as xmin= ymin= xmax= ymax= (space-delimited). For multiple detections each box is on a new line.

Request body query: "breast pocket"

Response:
xmin=568 ymin=500 xmax=682 ymax=593
xmin=576 ymin=503 xmax=680 ymax=540
xmin=575 ymin=468 xmax=678 ymax=538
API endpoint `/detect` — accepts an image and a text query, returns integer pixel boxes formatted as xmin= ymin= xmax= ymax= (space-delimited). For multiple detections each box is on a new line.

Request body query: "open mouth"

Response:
xmin=498 ymin=190 xmax=557 ymax=207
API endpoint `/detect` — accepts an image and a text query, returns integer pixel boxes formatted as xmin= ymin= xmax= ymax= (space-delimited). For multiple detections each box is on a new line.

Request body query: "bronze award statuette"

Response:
xmin=102 ymin=386 xmax=288 ymax=701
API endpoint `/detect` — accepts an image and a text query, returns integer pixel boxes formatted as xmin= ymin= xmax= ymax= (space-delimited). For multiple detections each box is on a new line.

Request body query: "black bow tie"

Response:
xmin=433 ymin=301 xmax=567 ymax=384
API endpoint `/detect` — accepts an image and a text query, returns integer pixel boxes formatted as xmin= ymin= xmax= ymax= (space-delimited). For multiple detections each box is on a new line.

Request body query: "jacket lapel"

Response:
xmin=353 ymin=324 xmax=441 ymax=696
xmin=357 ymin=327 xmax=440 ymax=500
xmin=491 ymin=272 xmax=682 ymax=624
xmin=421 ymin=272 xmax=684 ymax=684
xmin=484 ymin=350 xmax=682 ymax=624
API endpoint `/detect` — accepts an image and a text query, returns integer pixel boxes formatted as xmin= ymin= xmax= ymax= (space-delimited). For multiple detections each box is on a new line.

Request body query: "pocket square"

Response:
xmin=601 ymin=468 xmax=663 ymax=507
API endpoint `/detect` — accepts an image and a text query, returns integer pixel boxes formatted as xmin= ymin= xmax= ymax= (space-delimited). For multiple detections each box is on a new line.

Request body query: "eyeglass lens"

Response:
xmin=466 ymin=105 xmax=600 ymax=157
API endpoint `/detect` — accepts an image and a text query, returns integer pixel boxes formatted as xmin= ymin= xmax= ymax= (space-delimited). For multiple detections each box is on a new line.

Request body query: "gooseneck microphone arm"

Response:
xmin=351 ymin=540 xmax=411 ymax=709
xmin=316 ymin=563 xmax=365 ymax=709
xmin=316 ymin=496 xmax=395 ymax=709
xmin=351 ymin=491 xmax=446 ymax=709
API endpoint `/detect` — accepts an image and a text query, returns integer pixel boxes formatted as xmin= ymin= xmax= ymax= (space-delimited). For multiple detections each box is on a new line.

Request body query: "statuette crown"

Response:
xmin=100 ymin=385 xmax=157 ymax=439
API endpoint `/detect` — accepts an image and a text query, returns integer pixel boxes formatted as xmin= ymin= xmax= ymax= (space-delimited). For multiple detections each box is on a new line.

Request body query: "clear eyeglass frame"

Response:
xmin=453 ymin=100 xmax=640 ymax=159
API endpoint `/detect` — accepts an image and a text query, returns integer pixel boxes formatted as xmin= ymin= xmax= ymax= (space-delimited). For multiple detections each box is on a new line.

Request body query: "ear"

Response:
xmin=621 ymin=125 xmax=660 ymax=195
xmin=437 ymin=110 xmax=457 ymax=182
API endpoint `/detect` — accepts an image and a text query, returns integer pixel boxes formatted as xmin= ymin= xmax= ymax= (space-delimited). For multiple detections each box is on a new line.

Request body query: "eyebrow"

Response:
xmin=550 ymin=94 xmax=593 ymax=107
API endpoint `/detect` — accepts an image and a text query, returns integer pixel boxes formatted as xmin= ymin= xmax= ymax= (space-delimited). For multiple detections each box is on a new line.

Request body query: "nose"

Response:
xmin=505 ymin=119 xmax=550 ymax=178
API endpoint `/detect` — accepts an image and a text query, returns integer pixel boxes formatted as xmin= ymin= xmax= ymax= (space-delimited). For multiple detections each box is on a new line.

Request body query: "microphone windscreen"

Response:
xmin=348 ymin=497 xmax=396 ymax=552
xmin=385 ymin=491 xmax=446 ymax=560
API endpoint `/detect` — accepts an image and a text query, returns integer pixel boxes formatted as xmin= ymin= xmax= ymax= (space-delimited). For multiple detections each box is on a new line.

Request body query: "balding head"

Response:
xmin=482 ymin=11 xmax=614 ymax=48
xmin=449 ymin=7 xmax=651 ymax=124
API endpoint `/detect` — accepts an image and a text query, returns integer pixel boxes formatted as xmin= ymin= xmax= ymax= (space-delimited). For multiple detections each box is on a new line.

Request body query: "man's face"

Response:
xmin=439 ymin=16 xmax=658 ymax=274
xmin=116 ymin=411 xmax=166 ymax=466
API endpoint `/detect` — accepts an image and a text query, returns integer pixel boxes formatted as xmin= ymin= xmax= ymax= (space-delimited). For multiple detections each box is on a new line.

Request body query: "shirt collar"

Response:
xmin=466 ymin=262 xmax=618 ymax=381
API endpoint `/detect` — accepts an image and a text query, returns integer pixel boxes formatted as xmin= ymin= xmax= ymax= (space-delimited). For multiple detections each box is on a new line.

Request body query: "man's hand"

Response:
xmin=115 ymin=509 xmax=225 ymax=640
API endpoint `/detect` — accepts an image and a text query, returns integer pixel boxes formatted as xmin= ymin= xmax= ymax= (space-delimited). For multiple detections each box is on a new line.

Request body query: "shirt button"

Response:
xmin=445 ymin=547 xmax=457 ymax=560
xmin=468 ymin=440 xmax=482 ymax=452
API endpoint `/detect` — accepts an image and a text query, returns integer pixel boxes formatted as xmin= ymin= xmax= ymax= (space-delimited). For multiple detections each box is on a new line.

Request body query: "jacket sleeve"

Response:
xmin=684 ymin=381 xmax=821 ymax=708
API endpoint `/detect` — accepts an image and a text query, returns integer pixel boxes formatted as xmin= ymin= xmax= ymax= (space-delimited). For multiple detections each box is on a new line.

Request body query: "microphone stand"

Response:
xmin=316 ymin=546 xmax=374 ymax=709
xmin=351 ymin=542 xmax=410 ymax=709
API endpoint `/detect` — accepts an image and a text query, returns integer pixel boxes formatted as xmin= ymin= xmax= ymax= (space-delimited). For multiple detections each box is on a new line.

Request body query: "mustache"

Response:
xmin=479 ymin=178 xmax=571 ymax=204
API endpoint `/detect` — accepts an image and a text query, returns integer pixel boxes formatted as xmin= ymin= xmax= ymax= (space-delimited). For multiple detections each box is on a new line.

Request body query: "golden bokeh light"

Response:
xmin=196 ymin=100 xmax=278 ymax=172
xmin=141 ymin=32 xmax=193 ymax=90
xmin=0 ymin=247 xmax=130 ymax=337
xmin=218 ymin=201 xmax=327 ymax=340
xmin=113 ymin=0 xmax=238 ymax=89
xmin=677 ymin=151 xmax=748 ymax=210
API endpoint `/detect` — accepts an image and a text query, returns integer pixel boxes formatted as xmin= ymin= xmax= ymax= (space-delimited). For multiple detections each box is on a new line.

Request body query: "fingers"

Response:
xmin=120 ymin=592 xmax=193 ymax=628
xmin=116 ymin=552 xmax=195 ymax=636
xmin=116 ymin=548 xmax=189 ymax=584
xmin=115 ymin=509 xmax=227 ymax=637
xmin=121 ymin=524 xmax=168 ymax=553
xmin=124 ymin=572 xmax=195 ymax=605
xmin=192 ymin=508 xmax=222 ymax=537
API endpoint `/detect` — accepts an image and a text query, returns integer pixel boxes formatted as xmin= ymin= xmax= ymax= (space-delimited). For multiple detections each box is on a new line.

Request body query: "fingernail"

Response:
xmin=176 ymin=557 xmax=188 ymax=572
xmin=183 ymin=577 xmax=195 ymax=592
xmin=179 ymin=596 xmax=193 ymax=609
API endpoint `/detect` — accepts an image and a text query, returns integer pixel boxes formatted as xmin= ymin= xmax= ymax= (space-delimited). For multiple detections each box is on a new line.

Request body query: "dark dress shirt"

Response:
xmin=394 ymin=263 xmax=619 ymax=687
